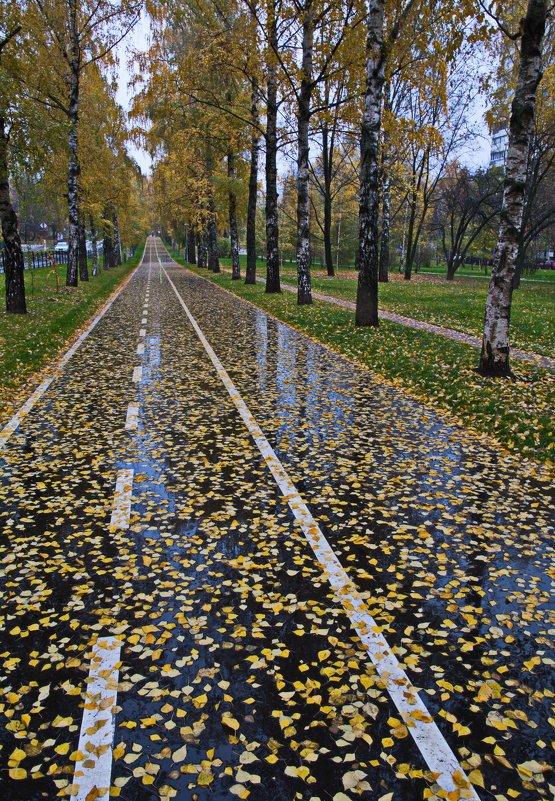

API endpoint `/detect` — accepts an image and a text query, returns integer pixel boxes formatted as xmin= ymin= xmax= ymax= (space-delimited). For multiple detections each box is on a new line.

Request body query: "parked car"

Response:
xmin=54 ymin=241 xmax=68 ymax=252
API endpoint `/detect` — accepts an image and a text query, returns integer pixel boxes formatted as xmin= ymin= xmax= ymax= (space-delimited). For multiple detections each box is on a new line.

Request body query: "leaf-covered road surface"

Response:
xmin=0 ymin=238 xmax=553 ymax=801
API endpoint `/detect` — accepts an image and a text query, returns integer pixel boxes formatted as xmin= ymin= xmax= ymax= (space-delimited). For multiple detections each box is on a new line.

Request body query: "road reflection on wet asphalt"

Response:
xmin=0 ymin=239 xmax=553 ymax=801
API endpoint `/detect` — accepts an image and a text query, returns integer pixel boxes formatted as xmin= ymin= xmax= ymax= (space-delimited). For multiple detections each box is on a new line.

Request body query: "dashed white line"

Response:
xmin=125 ymin=403 xmax=139 ymax=430
xmin=139 ymin=328 xmax=146 ymax=337
xmin=0 ymin=244 xmax=147 ymax=450
xmin=159 ymin=256 xmax=480 ymax=801
xmin=110 ymin=468 xmax=134 ymax=528
xmin=136 ymin=343 xmax=145 ymax=355
xmin=72 ymin=637 xmax=122 ymax=801
xmin=132 ymin=366 xmax=143 ymax=382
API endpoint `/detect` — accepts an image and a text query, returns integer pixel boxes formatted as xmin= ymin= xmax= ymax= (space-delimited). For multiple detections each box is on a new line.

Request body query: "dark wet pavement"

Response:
xmin=0 ymin=239 xmax=553 ymax=801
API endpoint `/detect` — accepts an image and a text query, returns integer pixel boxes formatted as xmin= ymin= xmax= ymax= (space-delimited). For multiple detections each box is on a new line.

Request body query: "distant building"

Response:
xmin=489 ymin=128 xmax=509 ymax=169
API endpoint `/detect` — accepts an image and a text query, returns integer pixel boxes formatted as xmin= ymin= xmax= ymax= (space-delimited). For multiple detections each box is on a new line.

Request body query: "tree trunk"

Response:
xmin=322 ymin=118 xmax=334 ymax=277
xmin=187 ymin=224 xmax=196 ymax=263
xmin=378 ymin=174 xmax=390 ymax=283
xmin=113 ymin=206 xmax=122 ymax=266
xmin=228 ymin=151 xmax=241 ymax=279
xmin=378 ymin=80 xmax=391 ymax=283
xmin=66 ymin=0 xmax=80 ymax=287
xmin=103 ymin=207 xmax=114 ymax=269
xmin=207 ymin=193 xmax=220 ymax=272
xmin=478 ymin=0 xmax=547 ymax=377
xmin=355 ymin=0 xmax=385 ymax=327
xmin=90 ymin=214 xmax=98 ymax=276
xmin=512 ymin=239 xmax=525 ymax=289
xmin=265 ymin=7 xmax=281 ymax=294
xmin=246 ymin=82 xmax=260 ymax=285
xmin=197 ymin=230 xmax=207 ymax=269
xmin=403 ymin=192 xmax=418 ymax=280
xmin=296 ymin=0 xmax=314 ymax=305
xmin=78 ymin=218 xmax=88 ymax=281
xmin=0 ymin=116 xmax=26 ymax=313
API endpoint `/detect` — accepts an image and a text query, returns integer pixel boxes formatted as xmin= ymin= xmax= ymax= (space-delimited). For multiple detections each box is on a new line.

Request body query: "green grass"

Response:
xmin=0 ymin=249 xmax=143 ymax=422
xmin=213 ymin=256 xmax=555 ymax=358
xmin=170 ymin=249 xmax=554 ymax=464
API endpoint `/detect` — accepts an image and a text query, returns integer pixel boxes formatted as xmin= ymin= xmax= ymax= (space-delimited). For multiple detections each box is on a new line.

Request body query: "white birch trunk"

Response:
xmin=479 ymin=0 xmax=547 ymax=376
xmin=355 ymin=0 xmax=385 ymax=326
xmin=296 ymin=0 xmax=313 ymax=305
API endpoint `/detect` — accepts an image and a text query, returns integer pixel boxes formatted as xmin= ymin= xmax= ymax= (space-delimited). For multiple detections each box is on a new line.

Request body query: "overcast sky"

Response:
xmin=115 ymin=16 xmax=492 ymax=178
xmin=115 ymin=12 xmax=153 ymax=175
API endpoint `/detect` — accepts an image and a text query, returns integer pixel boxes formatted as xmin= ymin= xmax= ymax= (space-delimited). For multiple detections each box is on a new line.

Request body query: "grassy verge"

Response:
xmin=0 ymin=248 xmax=143 ymax=423
xmin=214 ymin=257 xmax=555 ymax=358
xmin=170 ymin=249 xmax=554 ymax=464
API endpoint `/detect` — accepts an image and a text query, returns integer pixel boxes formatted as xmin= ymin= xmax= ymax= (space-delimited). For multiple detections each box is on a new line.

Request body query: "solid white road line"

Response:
xmin=159 ymin=259 xmax=479 ymax=801
xmin=0 ymin=245 xmax=147 ymax=451
xmin=132 ymin=366 xmax=142 ymax=383
xmin=72 ymin=637 xmax=122 ymax=801
xmin=109 ymin=468 xmax=134 ymax=528
xmin=125 ymin=404 xmax=139 ymax=430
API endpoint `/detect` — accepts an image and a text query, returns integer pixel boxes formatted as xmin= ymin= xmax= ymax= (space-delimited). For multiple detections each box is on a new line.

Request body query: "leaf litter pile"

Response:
xmin=0 ymin=247 xmax=553 ymax=801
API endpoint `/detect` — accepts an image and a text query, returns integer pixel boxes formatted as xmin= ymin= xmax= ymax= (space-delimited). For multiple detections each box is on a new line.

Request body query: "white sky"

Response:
xmin=115 ymin=15 xmax=493 ymax=178
xmin=115 ymin=12 xmax=153 ymax=175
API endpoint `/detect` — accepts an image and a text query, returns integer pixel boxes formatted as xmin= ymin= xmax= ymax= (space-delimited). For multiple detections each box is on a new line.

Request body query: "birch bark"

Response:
xmin=228 ymin=151 xmax=241 ymax=279
xmin=90 ymin=215 xmax=98 ymax=276
xmin=0 ymin=114 xmax=26 ymax=313
xmin=296 ymin=0 xmax=314 ymax=305
xmin=66 ymin=0 xmax=80 ymax=287
xmin=78 ymin=219 xmax=88 ymax=281
xmin=246 ymin=82 xmax=260 ymax=285
xmin=478 ymin=0 xmax=547 ymax=377
xmin=113 ymin=206 xmax=122 ymax=266
xmin=265 ymin=6 xmax=281 ymax=294
xmin=355 ymin=0 xmax=385 ymax=326
xmin=207 ymin=193 xmax=220 ymax=272
xmin=187 ymin=226 xmax=196 ymax=263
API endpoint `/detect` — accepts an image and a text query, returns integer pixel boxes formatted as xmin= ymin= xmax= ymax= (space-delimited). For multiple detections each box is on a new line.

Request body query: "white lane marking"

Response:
xmin=137 ymin=343 xmax=145 ymax=355
xmin=141 ymin=317 xmax=147 ymax=324
xmin=159 ymin=258 xmax=480 ymax=801
xmin=125 ymin=403 xmax=139 ymax=430
xmin=110 ymin=468 xmax=134 ymax=528
xmin=72 ymin=637 xmax=122 ymax=801
xmin=132 ymin=366 xmax=142 ymax=382
xmin=139 ymin=328 xmax=146 ymax=337
xmin=0 ymin=245 xmax=147 ymax=450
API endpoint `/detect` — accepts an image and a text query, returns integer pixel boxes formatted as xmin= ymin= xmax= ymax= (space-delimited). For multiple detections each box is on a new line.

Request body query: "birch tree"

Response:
xmin=0 ymin=12 xmax=26 ymax=313
xmin=16 ymin=0 xmax=140 ymax=286
xmin=478 ymin=0 xmax=548 ymax=376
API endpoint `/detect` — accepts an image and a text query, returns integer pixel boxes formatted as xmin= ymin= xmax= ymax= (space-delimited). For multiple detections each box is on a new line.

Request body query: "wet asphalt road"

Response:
xmin=0 ymin=238 xmax=553 ymax=801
